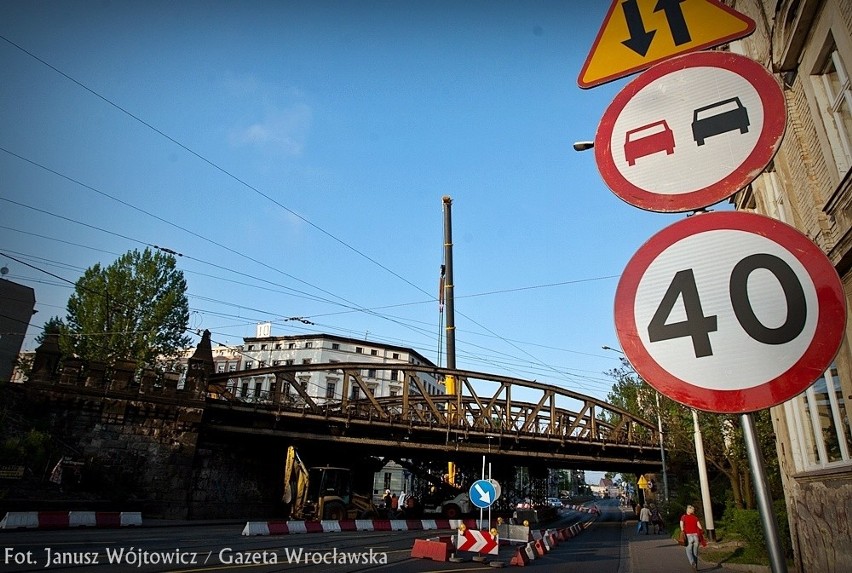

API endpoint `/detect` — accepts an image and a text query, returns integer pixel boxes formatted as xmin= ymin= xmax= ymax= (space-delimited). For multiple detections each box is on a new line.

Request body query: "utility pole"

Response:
xmin=442 ymin=196 xmax=459 ymax=486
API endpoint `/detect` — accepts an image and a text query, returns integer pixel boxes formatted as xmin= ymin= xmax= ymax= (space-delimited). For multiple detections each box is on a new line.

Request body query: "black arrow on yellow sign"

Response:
xmin=621 ymin=0 xmax=692 ymax=57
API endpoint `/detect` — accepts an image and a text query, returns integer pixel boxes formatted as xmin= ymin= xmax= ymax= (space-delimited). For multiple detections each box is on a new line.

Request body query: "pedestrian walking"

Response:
xmin=680 ymin=505 xmax=705 ymax=570
xmin=638 ymin=504 xmax=652 ymax=534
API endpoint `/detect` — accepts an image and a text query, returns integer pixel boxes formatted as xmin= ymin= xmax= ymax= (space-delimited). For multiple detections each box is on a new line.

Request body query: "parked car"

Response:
xmin=546 ymin=497 xmax=563 ymax=508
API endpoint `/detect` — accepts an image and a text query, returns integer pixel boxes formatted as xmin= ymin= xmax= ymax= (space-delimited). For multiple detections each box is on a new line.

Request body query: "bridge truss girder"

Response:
xmin=206 ymin=362 xmax=663 ymax=472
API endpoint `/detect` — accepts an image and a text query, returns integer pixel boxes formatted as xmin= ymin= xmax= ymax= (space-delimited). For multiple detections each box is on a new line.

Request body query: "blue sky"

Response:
xmin=0 ymin=0 xmax=696 ymax=416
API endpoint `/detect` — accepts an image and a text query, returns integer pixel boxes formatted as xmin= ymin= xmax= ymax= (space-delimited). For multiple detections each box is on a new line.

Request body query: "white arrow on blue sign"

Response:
xmin=469 ymin=479 xmax=497 ymax=509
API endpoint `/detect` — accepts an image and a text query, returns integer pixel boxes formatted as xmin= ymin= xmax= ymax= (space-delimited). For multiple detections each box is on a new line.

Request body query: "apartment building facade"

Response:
xmin=233 ymin=324 xmax=443 ymax=403
xmin=727 ymin=1 xmax=852 ymax=570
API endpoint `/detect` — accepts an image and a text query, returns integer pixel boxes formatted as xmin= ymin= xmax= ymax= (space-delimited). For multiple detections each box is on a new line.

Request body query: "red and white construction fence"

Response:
xmin=242 ymin=518 xmax=487 ymax=536
xmin=0 ymin=511 xmax=142 ymax=529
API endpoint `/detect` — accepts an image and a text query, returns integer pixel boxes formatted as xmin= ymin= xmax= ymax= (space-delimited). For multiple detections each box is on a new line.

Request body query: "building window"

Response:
xmin=351 ymin=385 xmax=361 ymax=399
xmin=254 ymin=381 xmax=263 ymax=399
xmin=326 ymin=381 xmax=336 ymax=399
xmin=356 ymin=347 xmax=363 ymax=354
xmin=371 ymin=349 xmax=378 ymax=356
xmin=269 ymin=380 xmax=277 ymax=396
xmin=305 ymin=341 xmax=313 ymax=349
xmin=368 ymin=369 xmax=377 ymax=378
xmin=390 ymin=369 xmax=398 ymax=382
xmin=228 ymin=363 xmax=236 ymax=372
xmin=285 ymin=359 xmax=295 ymax=366
xmin=785 ymin=364 xmax=852 ymax=470
xmin=275 ymin=343 xmax=281 ymax=350
xmin=390 ymin=390 xmax=398 ymax=397
xmin=812 ymin=41 xmax=852 ymax=175
xmin=302 ymin=358 xmax=312 ymax=365
xmin=332 ymin=343 xmax=340 ymax=350
xmin=217 ymin=364 xmax=224 ymax=373
xmin=261 ymin=344 xmax=267 ymax=350
xmin=272 ymin=360 xmax=280 ymax=366
xmin=393 ymin=353 xmax=400 ymax=360
xmin=244 ymin=361 xmax=253 ymax=370
xmin=240 ymin=381 xmax=249 ymax=397
xmin=289 ymin=343 xmax=296 ymax=349
xmin=259 ymin=360 xmax=266 ymax=368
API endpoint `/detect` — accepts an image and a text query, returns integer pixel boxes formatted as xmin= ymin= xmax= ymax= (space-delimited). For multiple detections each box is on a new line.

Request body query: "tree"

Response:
xmin=63 ymin=248 xmax=191 ymax=370
xmin=604 ymin=358 xmax=784 ymax=511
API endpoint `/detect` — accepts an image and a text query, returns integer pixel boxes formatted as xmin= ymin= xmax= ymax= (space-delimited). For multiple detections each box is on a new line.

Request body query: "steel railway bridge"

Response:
xmin=206 ymin=362 xmax=664 ymax=473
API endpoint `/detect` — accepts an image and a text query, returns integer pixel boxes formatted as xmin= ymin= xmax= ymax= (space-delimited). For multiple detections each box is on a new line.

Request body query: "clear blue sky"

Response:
xmin=1 ymin=0 xmax=694 ymax=419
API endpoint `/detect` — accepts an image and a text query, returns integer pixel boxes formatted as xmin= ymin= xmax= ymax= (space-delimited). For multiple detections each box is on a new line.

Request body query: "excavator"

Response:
xmin=281 ymin=446 xmax=378 ymax=521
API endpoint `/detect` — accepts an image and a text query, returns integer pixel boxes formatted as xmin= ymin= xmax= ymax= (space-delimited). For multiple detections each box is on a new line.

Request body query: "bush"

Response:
xmin=721 ymin=501 xmax=792 ymax=559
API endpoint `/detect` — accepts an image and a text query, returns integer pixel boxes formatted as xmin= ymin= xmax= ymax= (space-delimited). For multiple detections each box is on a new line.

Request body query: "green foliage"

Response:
xmin=63 ymin=248 xmax=191 ymax=370
xmin=0 ymin=428 xmax=53 ymax=476
xmin=720 ymin=500 xmax=792 ymax=559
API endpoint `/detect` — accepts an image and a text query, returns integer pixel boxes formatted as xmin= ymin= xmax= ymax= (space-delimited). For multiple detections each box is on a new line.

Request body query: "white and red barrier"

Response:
xmin=0 ymin=511 xmax=142 ymax=529
xmin=242 ymin=518 xmax=485 ymax=536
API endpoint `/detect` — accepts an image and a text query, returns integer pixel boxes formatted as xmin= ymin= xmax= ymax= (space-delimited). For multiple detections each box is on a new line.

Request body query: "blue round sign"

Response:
xmin=469 ymin=479 xmax=497 ymax=509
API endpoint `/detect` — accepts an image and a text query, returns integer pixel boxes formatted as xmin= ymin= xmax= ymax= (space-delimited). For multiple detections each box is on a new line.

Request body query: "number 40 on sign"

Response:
xmin=614 ymin=211 xmax=846 ymax=414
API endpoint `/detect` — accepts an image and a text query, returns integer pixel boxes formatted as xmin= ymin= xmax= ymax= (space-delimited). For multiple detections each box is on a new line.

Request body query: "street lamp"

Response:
xmin=602 ymin=345 xmax=669 ymax=504
xmin=573 ymin=141 xmax=595 ymax=152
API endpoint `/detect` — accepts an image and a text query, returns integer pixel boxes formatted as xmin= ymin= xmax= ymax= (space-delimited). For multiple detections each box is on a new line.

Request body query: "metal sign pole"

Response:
xmin=741 ymin=412 xmax=788 ymax=573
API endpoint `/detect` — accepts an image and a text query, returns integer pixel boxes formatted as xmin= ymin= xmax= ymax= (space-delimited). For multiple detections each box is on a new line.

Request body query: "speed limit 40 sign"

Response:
xmin=615 ymin=211 xmax=846 ymax=413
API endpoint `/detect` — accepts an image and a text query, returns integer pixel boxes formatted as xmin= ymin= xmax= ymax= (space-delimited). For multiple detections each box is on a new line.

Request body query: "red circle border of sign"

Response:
xmin=595 ymin=52 xmax=786 ymax=213
xmin=614 ymin=211 xmax=846 ymax=413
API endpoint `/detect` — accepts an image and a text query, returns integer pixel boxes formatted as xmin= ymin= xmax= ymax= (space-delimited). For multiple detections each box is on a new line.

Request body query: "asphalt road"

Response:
xmin=0 ymin=500 xmax=629 ymax=572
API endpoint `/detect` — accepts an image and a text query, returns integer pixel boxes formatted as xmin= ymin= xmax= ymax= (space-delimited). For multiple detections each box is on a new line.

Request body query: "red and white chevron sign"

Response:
xmin=456 ymin=529 xmax=498 ymax=555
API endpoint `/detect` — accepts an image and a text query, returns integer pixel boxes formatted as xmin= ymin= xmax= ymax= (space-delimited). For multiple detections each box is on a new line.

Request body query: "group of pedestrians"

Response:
xmin=637 ymin=503 xmax=665 ymax=534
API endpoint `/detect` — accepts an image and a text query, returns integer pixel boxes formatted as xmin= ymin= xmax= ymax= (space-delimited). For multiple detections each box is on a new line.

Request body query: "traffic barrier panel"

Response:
xmin=390 ymin=519 xmax=408 ymax=531
xmin=410 ymin=537 xmax=454 ymax=562
xmin=69 ymin=511 xmax=97 ymax=527
xmin=533 ymin=539 xmax=547 ymax=556
xmin=242 ymin=521 xmax=270 ymax=536
xmin=421 ymin=519 xmax=438 ymax=530
xmin=304 ymin=521 xmax=324 ymax=533
xmin=338 ymin=520 xmax=357 ymax=531
xmin=97 ymin=512 xmax=122 ymax=527
xmin=406 ymin=519 xmax=424 ymax=531
xmin=510 ymin=544 xmax=531 ymax=566
xmin=547 ymin=530 xmax=558 ymax=547
xmin=355 ymin=519 xmax=374 ymax=531
xmin=320 ymin=520 xmax=341 ymax=532
xmin=287 ymin=521 xmax=308 ymax=534
xmin=372 ymin=519 xmax=391 ymax=531
xmin=434 ymin=518 xmax=451 ymax=530
xmin=524 ymin=541 xmax=537 ymax=561
xmin=38 ymin=512 xmax=69 ymax=529
xmin=120 ymin=512 xmax=142 ymax=526
xmin=0 ymin=512 xmax=39 ymax=529
xmin=268 ymin=521 xmax=288 ymax=535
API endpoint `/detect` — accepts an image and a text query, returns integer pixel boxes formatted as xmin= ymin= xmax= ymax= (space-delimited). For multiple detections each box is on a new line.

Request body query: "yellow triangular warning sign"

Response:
xmin=578 ymin=0 xmax=755 ymax=89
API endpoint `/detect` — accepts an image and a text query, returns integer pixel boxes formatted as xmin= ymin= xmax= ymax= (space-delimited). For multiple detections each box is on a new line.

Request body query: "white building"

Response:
xmin=234 ymin=323 xmax=443 ymax=403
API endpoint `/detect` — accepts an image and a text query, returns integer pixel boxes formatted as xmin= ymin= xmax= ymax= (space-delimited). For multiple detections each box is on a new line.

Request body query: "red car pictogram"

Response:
xmin=624 ymin=120 xmax=676 ymax=166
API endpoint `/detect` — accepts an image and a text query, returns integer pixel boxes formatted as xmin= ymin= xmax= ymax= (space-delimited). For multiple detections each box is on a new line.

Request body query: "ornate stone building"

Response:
xmin=728 ymin=1 xmax=852 ymax=571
